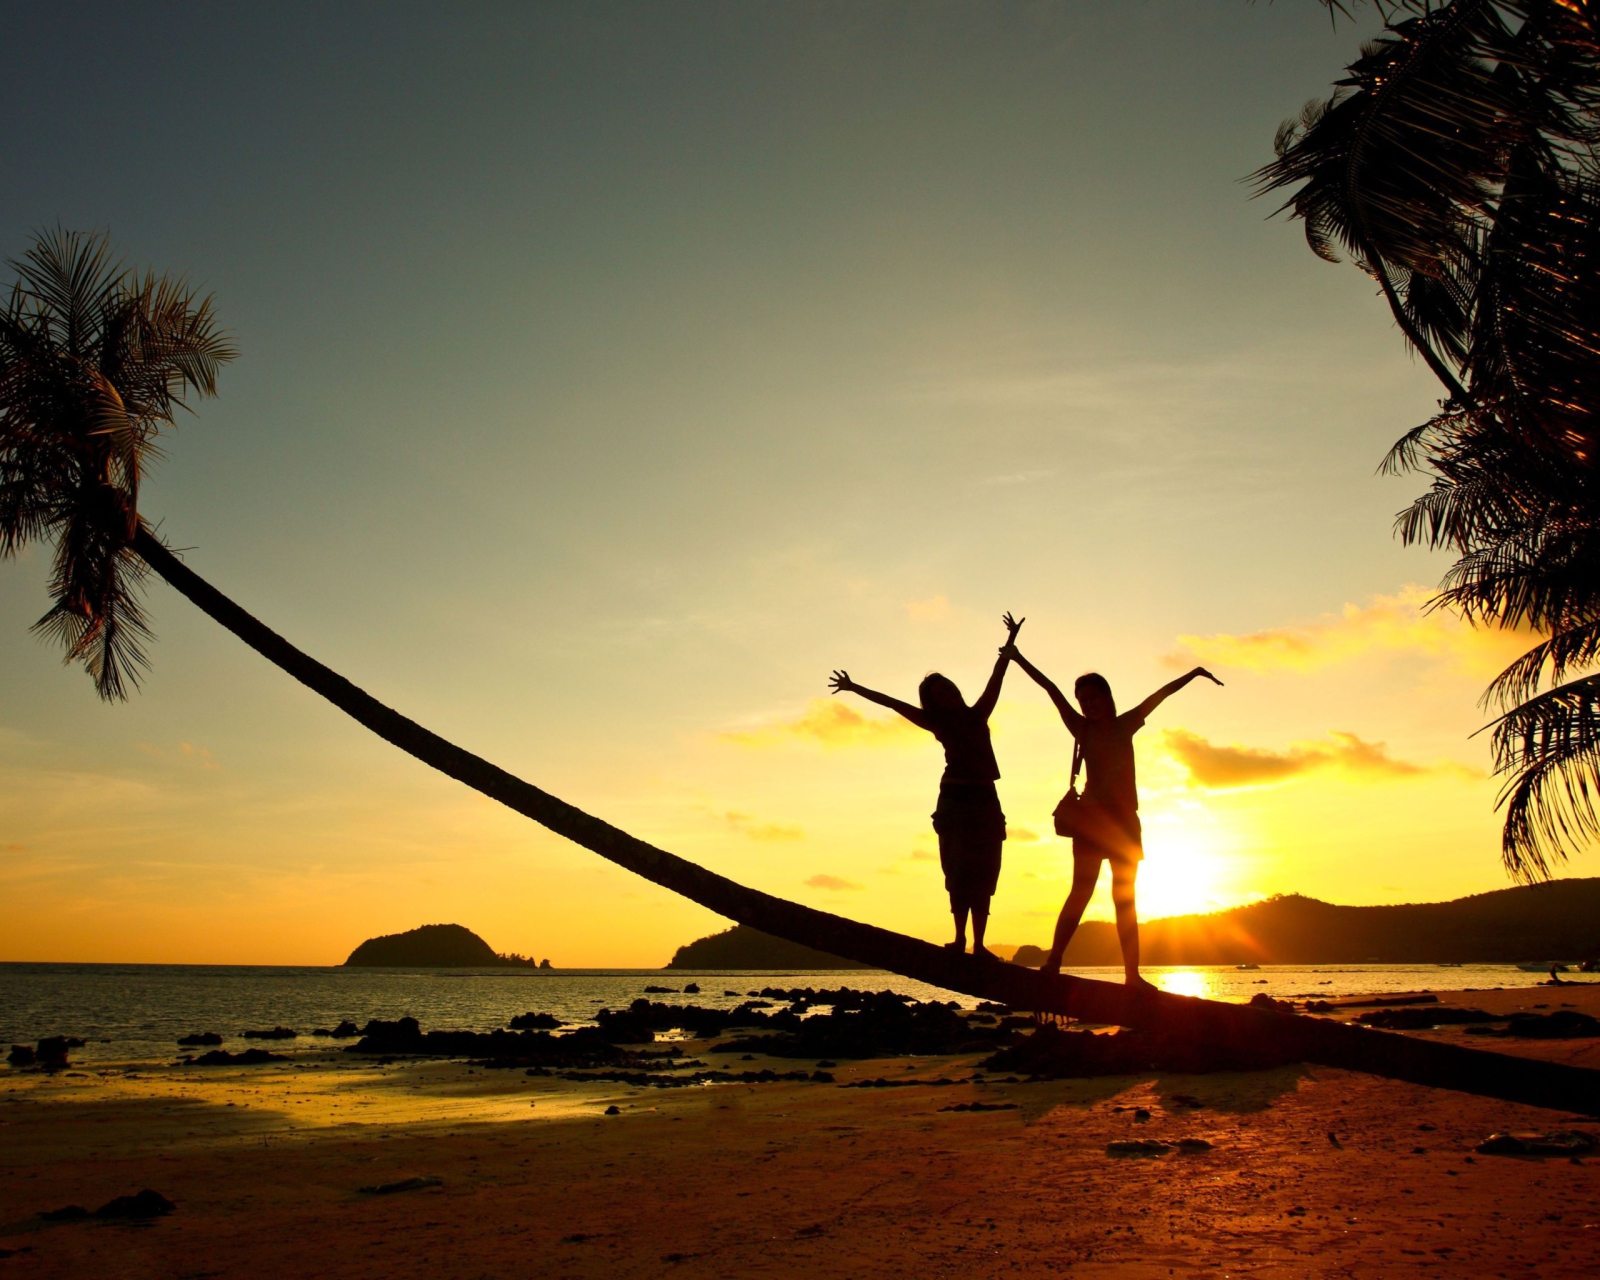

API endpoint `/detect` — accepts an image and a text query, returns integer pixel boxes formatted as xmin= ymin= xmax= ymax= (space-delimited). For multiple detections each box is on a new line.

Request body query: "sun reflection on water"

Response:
xmin=1149 ymin=968 xmax=1215 ymax=1000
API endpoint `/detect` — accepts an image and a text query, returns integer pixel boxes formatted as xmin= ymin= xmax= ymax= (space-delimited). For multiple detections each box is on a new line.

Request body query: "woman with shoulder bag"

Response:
xmin=1003 ymin=640 xmax=1222 ymax=987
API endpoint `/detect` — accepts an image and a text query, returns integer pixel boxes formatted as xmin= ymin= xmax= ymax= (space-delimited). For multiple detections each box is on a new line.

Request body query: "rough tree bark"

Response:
xmin=133 ymin=528 xmax=1600 ymax=1117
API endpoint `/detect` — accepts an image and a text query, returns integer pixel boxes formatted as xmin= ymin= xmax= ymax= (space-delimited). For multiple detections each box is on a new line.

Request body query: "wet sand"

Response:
xmin=3 ymin=984 xmax=1599 ymax=1277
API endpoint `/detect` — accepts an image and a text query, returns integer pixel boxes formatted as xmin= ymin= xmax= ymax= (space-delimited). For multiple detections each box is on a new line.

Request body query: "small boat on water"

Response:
xmin=1517 ymin=962 xmax=1571 ymax=972
xmin=1236 ymin=963 xmax=1261 ymax=971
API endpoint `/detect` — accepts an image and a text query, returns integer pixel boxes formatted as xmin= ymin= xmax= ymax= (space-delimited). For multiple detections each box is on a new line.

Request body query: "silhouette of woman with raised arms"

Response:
xmin=829 ymin=613 xmax=1024 ymax=959
xmin=1003 ymin=638 xmax=1222 ymax=986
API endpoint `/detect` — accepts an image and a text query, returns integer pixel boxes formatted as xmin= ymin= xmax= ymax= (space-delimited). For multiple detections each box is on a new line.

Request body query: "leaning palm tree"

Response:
xmin=6 ymin=227 xmax=1598 ymax=1113
xmin=0 ymin=228 xmax=946 ymax=981
xmin=1258 ymin=0 xmax=1600 ymax=879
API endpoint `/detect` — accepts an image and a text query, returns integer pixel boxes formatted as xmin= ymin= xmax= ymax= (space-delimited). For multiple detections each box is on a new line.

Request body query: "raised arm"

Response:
xmin=828 ymin=670 xmax=931 ymax=730
xmin=1005 ymin=645 xmax=1086 ymax=735
xmin=1129 ymin=666 xmax=1224 ymax=722
xmin=972 ymin=611 xmax=1025 ymax=720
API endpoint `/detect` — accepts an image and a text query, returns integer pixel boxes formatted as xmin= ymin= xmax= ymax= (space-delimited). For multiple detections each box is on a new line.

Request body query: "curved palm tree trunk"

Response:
xmin=133 ymin=528 xmax=1600 ymax=1116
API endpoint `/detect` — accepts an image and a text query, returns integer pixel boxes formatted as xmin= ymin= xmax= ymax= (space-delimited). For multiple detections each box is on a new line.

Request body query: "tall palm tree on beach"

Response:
xmin=0 ymin=227 xmax=1006 ymax=992
xmin=1258 ymin=0 xmax=1600 ymax=879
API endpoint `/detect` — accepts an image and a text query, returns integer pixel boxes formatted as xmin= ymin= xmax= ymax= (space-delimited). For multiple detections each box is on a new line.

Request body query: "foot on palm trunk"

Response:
xmin=971 ymin=944 xmax=997 ymax=962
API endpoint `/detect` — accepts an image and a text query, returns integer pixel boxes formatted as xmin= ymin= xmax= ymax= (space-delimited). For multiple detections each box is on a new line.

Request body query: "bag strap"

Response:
xmin=1069 ymin=740 xmax=1083 ymax=791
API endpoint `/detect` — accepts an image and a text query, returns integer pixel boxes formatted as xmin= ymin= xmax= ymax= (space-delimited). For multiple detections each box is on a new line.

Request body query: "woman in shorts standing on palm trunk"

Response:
xmin=829 ymin=612 xmax=1024 ymax=958
xmin=1003 ymin=641 xmax=1221 ymax=986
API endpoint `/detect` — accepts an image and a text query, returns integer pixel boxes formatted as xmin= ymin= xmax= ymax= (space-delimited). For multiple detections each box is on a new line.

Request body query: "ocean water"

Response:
xmin=0 ymin=962 xmax=1559 ymax=1068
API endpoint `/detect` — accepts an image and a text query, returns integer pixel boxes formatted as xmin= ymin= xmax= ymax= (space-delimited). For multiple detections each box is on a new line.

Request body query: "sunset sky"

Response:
xmin=2 ymin=3 xmax=1576 ymax=967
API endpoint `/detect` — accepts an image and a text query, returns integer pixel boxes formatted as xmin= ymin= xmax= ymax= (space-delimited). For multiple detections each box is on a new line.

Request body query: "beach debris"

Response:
xmin=939 ymin=1101 xmax=1017 ymax=1112
xmin=604 ymin=1105 xmax=622 ymax=1115
xmin=95 ymin=1190 xmax=177 ymax=1219
xmin=643 ymin=985 xmax=678 ymax=994
xmin=1249 ymin=993 xmax=1292 ymax=1011
xmin=358 ymin=1176 xmax=443 ymax=1195
xmin=1106 ymin=1140 xmax=1172 ymax=1157
xmin=177 ymin=1032 xmax=223 ymax=1046
xmin=7 ymin=1045 xmax=34 ymax=1066
xmin=1354 ymin=1007 xmax=1499 ymax=1031
xmin=1328 ymin=1132 xmax=1342 ymax=1147
xmin=1305 ymin=1000 xmax=1336 ymax=1013
xmin=682 ymin=982 xmax=700 ymax=994
xmin=242 ymin=1026 xmax=297 ymax=1040
xmin=507 ymin=1011 xmax=561 ymax=1030
xmin=1133 ymin=1108 xmax=1152 ymax=1121
xmin=1466 ymin=1011 xmax=1600 ymax=1039
xmin=1176 ymin=1138 xmax=1214 ymax=1153
xmin=1476 ymin=1131 xmax=1596 ymax=1157
xmin=311 ymin=1021 xmax=361 ymax=1038
xmin=183 ymin=1048 xmax=286 ymax=1066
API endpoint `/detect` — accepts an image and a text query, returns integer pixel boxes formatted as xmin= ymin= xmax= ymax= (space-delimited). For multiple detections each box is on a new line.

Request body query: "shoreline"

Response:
xmin=4 ymin=984 xmax=1599 ymax=1276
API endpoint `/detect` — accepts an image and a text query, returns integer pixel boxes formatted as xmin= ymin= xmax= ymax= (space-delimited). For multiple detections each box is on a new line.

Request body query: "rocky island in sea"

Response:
xmin=666 ymin=923 xmax=867 ymax=970
xmin=343 ymin=923 xmax=550 ymax=968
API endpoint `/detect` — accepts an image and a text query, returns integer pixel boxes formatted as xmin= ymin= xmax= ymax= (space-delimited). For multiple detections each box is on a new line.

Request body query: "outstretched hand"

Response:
xmin=828 ymin=669 xmax=855 ymax=695
xmin=1192 ymin=666 xmax=1224 ymax=686
xmin=1002 ymin=611 xmax=1025 ymax=644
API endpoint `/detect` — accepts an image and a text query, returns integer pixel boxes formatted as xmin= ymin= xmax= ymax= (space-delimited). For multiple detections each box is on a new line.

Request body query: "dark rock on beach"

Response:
xmin=1476 ymin=1130 xmax=1596 ymax=1156
xmin=48 ymin=1191 xmax=177 ymax=1221
xmin=349 ymin=1017 xmax=634 ymax=1067
xmin=311 ymin=1021 xmax=361 ymax=1038
xmin=95 ymin=1190 xmax=176 ymax=1220
xmin=508 ymin=1012 xmax=561 ymax=1030
xmin=7 ymin=1045 xmax=35 ymax=1067
xmin=177 ymin=1032 xmax=223 ymax=1046
xmin=1465 ymin=1010 xmax=1600 ymax=1039
xmin=1353 ymin=1006 xmax=1500 ymax=1030
xmin=359 ymin=1176 xmax=442 ymax=1195
xmin=34 ymin=1036 xmax=86 ymax=1069
xmin=242 ymin=1027 xmax=297 ymax=1040
xmin=185 ymin=1048 xmax=285 ymax=1066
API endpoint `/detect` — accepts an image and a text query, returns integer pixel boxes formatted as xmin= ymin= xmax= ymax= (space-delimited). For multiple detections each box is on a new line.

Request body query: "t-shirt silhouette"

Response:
xmin=1073 ymin=710 xmax=1145 ymax=818
xmin=926 ymin=707 xmax=1000 ymax=785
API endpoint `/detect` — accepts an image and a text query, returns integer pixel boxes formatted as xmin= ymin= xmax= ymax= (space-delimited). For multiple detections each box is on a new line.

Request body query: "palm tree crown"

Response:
xmin=1258 ymin=0 xmax=1600 ymax=878
xmin=0 ymin=228 xmax=234 ymax=698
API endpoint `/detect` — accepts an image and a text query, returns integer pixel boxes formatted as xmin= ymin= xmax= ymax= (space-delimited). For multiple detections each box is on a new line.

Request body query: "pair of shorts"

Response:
xmin=932 ymin=781 xmax=1005 ymax=901
xmin=1072 ymin=809 xmax=1142 ymax=865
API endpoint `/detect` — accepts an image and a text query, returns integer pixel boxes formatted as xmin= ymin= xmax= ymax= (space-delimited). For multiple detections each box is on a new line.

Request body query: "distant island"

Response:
xmin=1009 ymin=879 xmax=1600 ymax=967
xmin=344 ymin=923 xmax=551 ymax=968
xmin=666 ymin=924 xmax=871 ymax=970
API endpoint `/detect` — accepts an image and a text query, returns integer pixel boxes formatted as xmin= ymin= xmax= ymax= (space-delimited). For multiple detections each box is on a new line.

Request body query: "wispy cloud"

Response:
xmin=1006 ymin=825 xmax=1040 ymax=842
xmin=721 ymin=698 xmax=919 ymax=749
xmin=1166 ymin=586 xmax=1529 ymax=678
xmin=805 ymin=874 xmax=863 ymax=892
xmin=1162 ymin=728 xmax=1478 ymax=790
xmin=906 ymin=595 xmax=950 ymax=623
xmin=723 ymin=811 xmax=803 ymax=841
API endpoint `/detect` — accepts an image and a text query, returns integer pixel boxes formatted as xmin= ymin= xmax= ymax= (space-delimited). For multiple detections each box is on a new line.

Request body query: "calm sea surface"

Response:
xmin=0 ymin=962 xmax=1558 ymax=1067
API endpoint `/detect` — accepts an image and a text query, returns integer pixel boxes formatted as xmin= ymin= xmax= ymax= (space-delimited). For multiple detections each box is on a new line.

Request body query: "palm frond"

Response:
xmin=1491 ymin=672 xmax=1600 ymax=879
xmin=0 ymin=228 xmax=234 ymax=698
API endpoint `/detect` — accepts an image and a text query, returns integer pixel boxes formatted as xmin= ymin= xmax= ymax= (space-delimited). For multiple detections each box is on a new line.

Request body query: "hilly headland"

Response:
xmin=670 ymin=879 xmax=1600 ymax=970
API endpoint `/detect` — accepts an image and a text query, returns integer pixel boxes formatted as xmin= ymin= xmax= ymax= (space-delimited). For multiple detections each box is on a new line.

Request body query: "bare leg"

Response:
xmin=1040 ymin=856 xmax=1100 ymax=976
xmin=947 ymin=894 xmax=969 ymax=950
xmin=971 ymin=902 xmax=993 ymax=959
xmin=1110 ymin=858 xmax=1146 ymax=986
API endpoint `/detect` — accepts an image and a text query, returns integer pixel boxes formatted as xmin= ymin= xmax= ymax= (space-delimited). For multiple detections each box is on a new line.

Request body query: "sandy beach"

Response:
xmin=4 ymin=983 xmax=1599 ymax=1278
